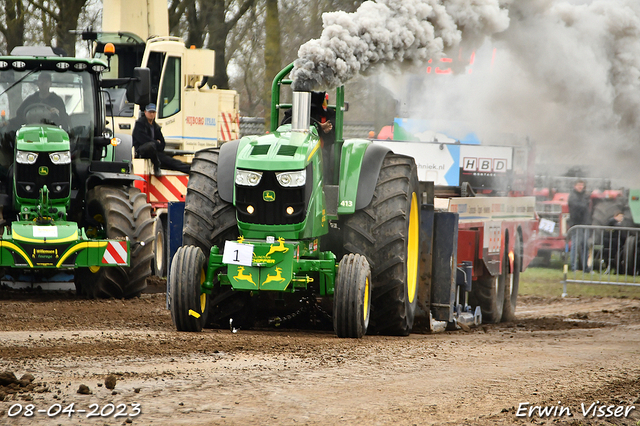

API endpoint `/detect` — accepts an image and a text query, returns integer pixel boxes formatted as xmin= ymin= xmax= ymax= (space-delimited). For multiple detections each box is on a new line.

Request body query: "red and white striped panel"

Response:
xmin=102 ymin=241 xmax=128 ymax=265
xmin=147 ymin=175 xmax=189 ymax=203
xmin=220 ymin=112 xmax=239 ymax=142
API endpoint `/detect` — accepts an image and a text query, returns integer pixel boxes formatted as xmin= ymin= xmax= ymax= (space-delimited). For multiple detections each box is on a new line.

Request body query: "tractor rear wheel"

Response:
xmin=502 ymin=232 xmax=521 ymax=322
xmin=181 ymin=148 xmax=250 ymax=328
xmin=76 ymin=186 xmax=154 ymax=298
xmin=343 ymin=153 xmax=419 ymax=335
xmin=170 ymin=245 xmax=209 ymax=332
xmin=334 ymin=253 xmax=371 ymax=338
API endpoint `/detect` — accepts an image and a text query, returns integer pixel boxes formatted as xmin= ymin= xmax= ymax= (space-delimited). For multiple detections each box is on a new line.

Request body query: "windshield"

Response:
xmin=0 ymin=69 xmax=96 ymax=159
xmin=0 ymin=69 xmax=95 ymax=127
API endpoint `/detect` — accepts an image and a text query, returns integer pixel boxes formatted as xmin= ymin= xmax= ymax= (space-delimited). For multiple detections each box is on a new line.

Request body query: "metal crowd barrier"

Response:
xmin=563 ymin=224 xmax=640 ymax=296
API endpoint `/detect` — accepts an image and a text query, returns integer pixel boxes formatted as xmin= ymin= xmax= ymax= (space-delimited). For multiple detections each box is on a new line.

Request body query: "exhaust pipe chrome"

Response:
xmin=291 ymin=91 xmax=311 ymax=132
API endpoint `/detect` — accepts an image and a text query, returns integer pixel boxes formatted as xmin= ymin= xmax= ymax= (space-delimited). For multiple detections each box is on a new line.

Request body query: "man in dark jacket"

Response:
xmin=568 ymin=179 xmax=590 ymax=271
xmin=15 ymin=72 xmax=68 ymax=128
xmin=132 ymin=104 xmax=190 ymax=176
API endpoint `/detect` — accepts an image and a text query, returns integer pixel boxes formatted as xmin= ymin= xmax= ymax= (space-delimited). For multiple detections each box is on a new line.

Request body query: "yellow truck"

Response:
xmin=83 ymin=0 xmax=239 ymax=276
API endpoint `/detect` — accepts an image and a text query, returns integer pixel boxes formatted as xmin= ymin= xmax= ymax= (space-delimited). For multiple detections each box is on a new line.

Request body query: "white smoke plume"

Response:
xmin=290 ymin=0 xmax=510 ymax=91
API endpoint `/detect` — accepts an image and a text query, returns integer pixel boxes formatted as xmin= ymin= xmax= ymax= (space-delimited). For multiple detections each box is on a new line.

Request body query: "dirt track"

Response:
xmin=0 ymin=289 xmax=639 ymax=425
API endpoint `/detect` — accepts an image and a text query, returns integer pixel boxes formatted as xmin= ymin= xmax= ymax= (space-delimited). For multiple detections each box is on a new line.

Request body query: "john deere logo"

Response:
xmin=38 ymin=166 xmax=48 ymax=176
xmin=263 ymin=190 xmax=276 ymax=202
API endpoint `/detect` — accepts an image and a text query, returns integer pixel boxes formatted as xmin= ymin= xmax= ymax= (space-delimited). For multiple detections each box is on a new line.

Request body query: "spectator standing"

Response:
xmin=568 ymin=179 xmax=591 ymax=271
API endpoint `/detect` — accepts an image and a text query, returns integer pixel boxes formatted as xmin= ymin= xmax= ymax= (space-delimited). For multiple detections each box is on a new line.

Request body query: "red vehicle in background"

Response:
xmin=533 ymin=176 xmax=622 ymax=265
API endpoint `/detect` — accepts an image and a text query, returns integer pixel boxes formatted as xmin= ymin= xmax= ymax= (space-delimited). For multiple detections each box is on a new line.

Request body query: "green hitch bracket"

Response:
xmin=294 ymin=251 xmax=337 ymax=296
xmin=202 ymin=246 xmax=225 ymax=295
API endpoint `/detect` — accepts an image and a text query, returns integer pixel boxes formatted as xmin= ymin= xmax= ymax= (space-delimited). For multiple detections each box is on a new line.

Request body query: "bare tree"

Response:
xmin=228 ymin=3 xmax=265 ymax=116
xmin=29 ymin=0 xmax=89 ymax=56
xmin=262 ymin=0 xmax=281 ymax=127
xmin=0 ymin=0 xmax=27 ymax=54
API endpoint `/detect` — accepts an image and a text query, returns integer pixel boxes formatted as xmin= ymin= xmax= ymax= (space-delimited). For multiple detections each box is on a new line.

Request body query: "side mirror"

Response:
xmin=127 ymin=67 xmax=151 ymax=107
xmin=94 ymin=136 xmax=111 ymax=148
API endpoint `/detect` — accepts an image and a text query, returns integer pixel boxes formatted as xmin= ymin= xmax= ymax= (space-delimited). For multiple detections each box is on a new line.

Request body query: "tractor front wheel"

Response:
xmin=170 ymin=245 xmax=209 ymax=332
xmin=333 ymin=253 xmax=371 ymax=338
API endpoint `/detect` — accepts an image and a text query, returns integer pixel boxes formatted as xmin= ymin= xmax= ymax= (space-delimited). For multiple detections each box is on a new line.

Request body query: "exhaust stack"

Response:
xmin=291 ymin=91 xmax=311 ymax=132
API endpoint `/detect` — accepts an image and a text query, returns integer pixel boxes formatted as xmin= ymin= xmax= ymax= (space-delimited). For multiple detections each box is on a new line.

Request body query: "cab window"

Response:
xmin=158 ymin=56 xmax=181 ymax=119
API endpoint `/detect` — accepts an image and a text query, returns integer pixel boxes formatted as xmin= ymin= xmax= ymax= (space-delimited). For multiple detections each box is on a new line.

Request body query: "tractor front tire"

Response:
xmin=343 ymin=153 xmax=420 ymax=336
xmin=76 ymin=186 xmax=154 ymax=298
xmin=334 ymin=253 xmax=371 ymax=338
xmin=182 ymin=148 xmax=250 ymax=328
xmin=170 ymin=245 xmax=209 ymax=332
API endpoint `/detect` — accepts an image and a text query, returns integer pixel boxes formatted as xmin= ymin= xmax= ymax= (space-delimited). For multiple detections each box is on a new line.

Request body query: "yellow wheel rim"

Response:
xmin=199 ymin=268 xmax=206 ymax=313
xmin=363 ymin=276 xmax=370 ymax=322
xmin=89 ymin=265 xmax=100 ymax=273
xmin=407 ymin=192 xmax=419 ymax=303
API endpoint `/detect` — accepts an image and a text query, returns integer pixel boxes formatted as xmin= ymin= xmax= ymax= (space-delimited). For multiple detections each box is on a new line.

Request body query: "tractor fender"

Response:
xmin=86 ymin=172 xmax=144 ymax=191
xmin=337 ymin=141 xmax=391 ymax=215
xmin=218 ymin=140 xmax=241 ymax=203
xmin=355 ymin=143 xmax=392 ymax=209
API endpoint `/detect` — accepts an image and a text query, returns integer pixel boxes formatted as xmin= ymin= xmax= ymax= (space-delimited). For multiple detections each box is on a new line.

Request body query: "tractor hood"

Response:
xmin=235 ymin=127 xmax=319 ymax=172
xmin=15 ymin=124 xmax=70 ymax=152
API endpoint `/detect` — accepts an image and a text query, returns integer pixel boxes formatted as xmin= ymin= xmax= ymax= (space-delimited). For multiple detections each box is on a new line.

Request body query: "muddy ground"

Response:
xmin=0 ymin=285 xmax=639 ymax=425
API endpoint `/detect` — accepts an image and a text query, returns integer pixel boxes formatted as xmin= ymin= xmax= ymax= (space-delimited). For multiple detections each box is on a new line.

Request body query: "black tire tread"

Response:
xmin=181 ymin=147 xmax=250 ymax=328
xmin=342 ymin=154 xmax=419 ymax=335
xmin=77 ymin=186 xmax=154 ymax=298
xmin=170 ymin=245 xmax=207 ymax=332
xmin=334 ymin=253 xmax=371 ymax=338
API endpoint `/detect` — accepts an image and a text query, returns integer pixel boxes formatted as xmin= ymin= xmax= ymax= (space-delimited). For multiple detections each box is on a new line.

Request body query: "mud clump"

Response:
xmin=105 ymin=375 xmax=117 ymax=390
xmin=77 ymin=384 xmax=92 ymax=395
xmin=0 ymin=371 xmax=18 ymax=386
xmin=0 ymin=371 xmax=41 ymax=400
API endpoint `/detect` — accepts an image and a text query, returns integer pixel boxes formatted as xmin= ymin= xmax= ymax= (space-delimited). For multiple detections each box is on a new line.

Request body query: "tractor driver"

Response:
xmin=15 ymin=72 xmax=69 ymax=127
xmin=281 ymin=91 xmax=336 ymax=182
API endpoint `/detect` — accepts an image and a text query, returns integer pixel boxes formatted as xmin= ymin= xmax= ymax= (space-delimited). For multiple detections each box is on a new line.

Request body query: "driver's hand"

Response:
xmin=49 ymin=107 xmax=59 ymax=115
xmin=320 ymin=121 xmax=333 ymax=133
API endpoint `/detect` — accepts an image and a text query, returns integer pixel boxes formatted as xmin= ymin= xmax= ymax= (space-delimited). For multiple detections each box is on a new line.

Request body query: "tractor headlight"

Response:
xmin=16 ymin=151 xmax=38 ymax=164
xmin=236 ymin=170 xmax=263 ymax=186
xmin=49 ymin=151 xmax=71 ymax=164
xmin=276 ymin=170 xmax=306 ymax=187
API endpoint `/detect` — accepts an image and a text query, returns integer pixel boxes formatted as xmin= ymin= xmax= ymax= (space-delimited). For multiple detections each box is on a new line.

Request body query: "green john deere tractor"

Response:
xmin=170 ymin=63 xmax=420 ymax=337
xmin=0 ymin=47 xmax=154 ymax=297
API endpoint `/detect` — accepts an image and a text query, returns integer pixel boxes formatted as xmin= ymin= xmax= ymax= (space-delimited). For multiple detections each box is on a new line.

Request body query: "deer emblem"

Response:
xmin=265 ymin=237 xmax=289 ymax=257
xmin=263 ymin=190 xmax=276 ymax=202
xmin=233 ymin=266 xmax=256 ymax=286
xmin=263 ymin=267 xmax=285 ymax=284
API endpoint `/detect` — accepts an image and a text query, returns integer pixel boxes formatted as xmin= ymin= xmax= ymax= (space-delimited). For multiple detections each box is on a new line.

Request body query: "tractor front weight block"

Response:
xmin=0 ymin=221 xmax=130 ymax=269
xmin=203 ymin=239 xmax=337 ymax=295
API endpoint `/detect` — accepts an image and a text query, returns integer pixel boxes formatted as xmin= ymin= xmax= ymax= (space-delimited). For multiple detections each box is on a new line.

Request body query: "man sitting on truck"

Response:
xmin=132 ymin=103 xmax=190 ymax=177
